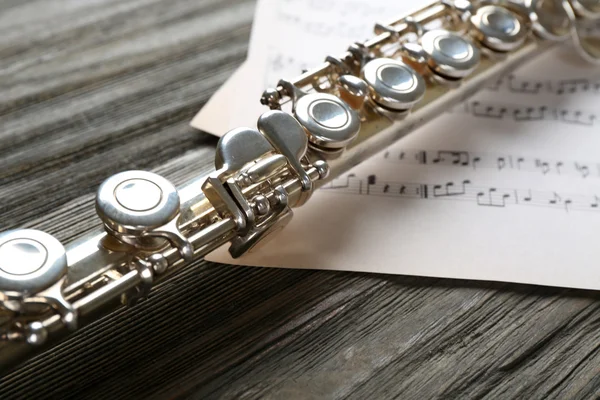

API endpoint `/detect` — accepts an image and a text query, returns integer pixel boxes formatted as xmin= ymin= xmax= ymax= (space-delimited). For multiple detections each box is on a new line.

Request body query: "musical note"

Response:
xmin=472 ymin=156 xmax=481 ymax=170
xmin=565 ymin=198 xmax=573 ymax=212
xmin=513 ymin=106 xmax=548 ymax=122
xmin=200 ymin=0 xmax=600 ymax=290
xmin=485 ymin=74 xmax=600 ymax=96
xmin=381 ymin=148 xmax=600 ymax=180
xmin=324 ymin=175 xmax=600 ymax=214
xmin=549 ymin=192 xmax=562 ymax=205
xmin=476 ymin=188 xmax=515 ymax=207
xmin=486 ymin=76 xmax=504 ymax=91
xmin=575 ymin=163 xmax=590 ymax=178
xmin=508 ymin=75 xmax=544 ymax=94
xmin=520 ymin=189 xmax=533 ymax=202
xmin=535 ymin=159 xmax=550 ymax=175
xmin=470 ymin=101 xmax=508 ymax=119
xmin=556 ymin=78 xmax=598 ymax=95
xmin=326 ymin=174 xmax=359 ymax=192
xmin=432 ymin=151 xmax=470 ymax=166
xmin=366 ymin=174 xmax=376 ymax=195
xmin=560 ymin=109 xmax=597 ymax=126
xmin=497 ymin=157 xmax=506 ymax=171
xmin=433 ymin=180 xmax=470 ymax=197
xmin=460 ymin=100 xmax=598 ymax=126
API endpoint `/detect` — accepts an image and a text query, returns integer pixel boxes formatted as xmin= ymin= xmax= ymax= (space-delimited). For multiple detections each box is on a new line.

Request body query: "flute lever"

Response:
xmin=257 ymin=110 xmax=313 ymax=206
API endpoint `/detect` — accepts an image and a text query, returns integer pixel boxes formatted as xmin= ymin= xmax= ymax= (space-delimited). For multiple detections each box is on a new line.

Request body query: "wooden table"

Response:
xmin=1 ymin=1 xmax=599 ymax=399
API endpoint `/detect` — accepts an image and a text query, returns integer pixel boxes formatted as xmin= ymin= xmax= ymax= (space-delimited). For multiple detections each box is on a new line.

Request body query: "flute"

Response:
xmin=0 ymin=0 xmax=598 ymax=374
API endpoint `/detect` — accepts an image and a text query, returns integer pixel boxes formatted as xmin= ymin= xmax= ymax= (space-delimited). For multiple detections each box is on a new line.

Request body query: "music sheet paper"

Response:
xmin=192 ymin=0 xmax=600 ymax=290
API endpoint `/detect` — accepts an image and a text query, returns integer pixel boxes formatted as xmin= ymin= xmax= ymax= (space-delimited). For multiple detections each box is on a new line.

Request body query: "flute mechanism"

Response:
xmin=0 ymin=0 xmax=598 ymax=374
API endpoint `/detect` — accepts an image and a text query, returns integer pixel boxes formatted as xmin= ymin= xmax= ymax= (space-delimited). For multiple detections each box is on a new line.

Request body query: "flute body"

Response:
xmin=0 ymin=0 xmax=597 ymax=374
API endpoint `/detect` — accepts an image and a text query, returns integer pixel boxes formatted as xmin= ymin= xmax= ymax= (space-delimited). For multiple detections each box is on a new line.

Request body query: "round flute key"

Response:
xmin=294 ymin=93 xmax=360 ymax=149
xmin=471 ymin=5 xmax=527 ymax=52
xmin=96 ymin=170 xmax=181 ymax=235
xmin=570 ymin=0 xmax=600 ymax=18
xmin=362 ymin=58 xmax=426 ymax=111
xmin=0 ymin=229 xmax=67 ymax=294
xmin=421 ymin=30 xmax=480 ymax=79
xmin=567 ymin=3 xmax=600 ymax=64
xmin=526 ymin=0 xmax=572 ymax=41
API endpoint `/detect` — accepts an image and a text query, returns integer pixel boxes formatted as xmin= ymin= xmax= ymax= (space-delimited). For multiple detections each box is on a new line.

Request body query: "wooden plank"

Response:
xmin=0 ymin=1 xmax=599 ymax=399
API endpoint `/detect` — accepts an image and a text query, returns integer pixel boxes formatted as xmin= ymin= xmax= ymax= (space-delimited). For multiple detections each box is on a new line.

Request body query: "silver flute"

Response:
xmin=0 ymin=0 xmax=598 ymax=374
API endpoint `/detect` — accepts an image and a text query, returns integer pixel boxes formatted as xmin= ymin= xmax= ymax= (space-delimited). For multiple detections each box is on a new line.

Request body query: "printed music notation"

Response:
xmin=267 ymin=51 xmax=310 ymax=78
xmin=382 ymin=148 xmax=600 ymax=179
xmin=264 ymin=50 xmax=600 ymax=126
xmin=323 ymin=174 xmax=600 ymax=213
xmin=486 ymin=75 xmax=600 ymax=95
xmin=452 ymin=100 xmax=598 ymax=126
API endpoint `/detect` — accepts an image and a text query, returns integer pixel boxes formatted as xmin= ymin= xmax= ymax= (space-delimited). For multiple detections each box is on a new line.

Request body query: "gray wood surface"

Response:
xmin=0 ymin=1 xmax=599 ymax=399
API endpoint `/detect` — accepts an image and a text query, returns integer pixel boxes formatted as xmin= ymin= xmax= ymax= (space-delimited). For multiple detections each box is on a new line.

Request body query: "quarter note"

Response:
xmin=564 ymin=198 xmax=573 ymax=212
xmin=549 ymin=192 xmax=562 ymax=205
xmin=516 ymin=157 xmax=525 ymax=170
xmin=366 ymin=174 xmax=377 ymax=195
xmin=535 ymin=159 xmax=550 ymax=175
xmin=575 ymin=163 xmax=589 ymax=178
xmin=472 ymin=156 xmax=481 ymax=170
xmin=497 ymin=157 xmax=506 ymax=171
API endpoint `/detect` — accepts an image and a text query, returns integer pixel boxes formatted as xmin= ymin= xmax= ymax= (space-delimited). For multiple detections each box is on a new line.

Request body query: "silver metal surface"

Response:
xmin=257 ymin=110 xmax=312 ymax=205
xmin=294 ymin=93 xmax=360 ymax=148
xmin=527 ymin=0 xmax=573 ymax=40
xmin=96 ymin=170 xmax=180 ymax=233
xmin=564 ymin=0 xmax=600 ymax=63
xmin=569 ymin=0 xmax=600 ymax=18
xmin=0 ymin=229 xmax=67 ymax=295
xmin=215 ymin=127 xmax=274 ymax=172
xmin=337 ymin=75 xmax=369 ymax=109
xmin=471 ymin=5 xmax=527 ymax=51
xmin=96 ymin=170 xmax=193 ymax=260
xmin=228 ymin=186 xmax=294 ymax=258
xmin=362 ymin=58 xmax=426 ymax=111
xmin=0 ymin=0 xmax=597 ymax=375
xmin=421 ymin=30 xmax=481 ymax=78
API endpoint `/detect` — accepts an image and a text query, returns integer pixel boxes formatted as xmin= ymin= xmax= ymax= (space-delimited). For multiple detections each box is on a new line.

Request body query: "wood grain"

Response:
xmin=0 ymin=1 xmax=599 ymax=399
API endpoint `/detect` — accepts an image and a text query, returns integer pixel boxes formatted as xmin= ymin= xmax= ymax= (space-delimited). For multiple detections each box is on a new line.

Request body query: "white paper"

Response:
xmin=191 ymin=0 xmax=424 ymax=136
xmin=193 ymin=0 xmax=600 ymax=290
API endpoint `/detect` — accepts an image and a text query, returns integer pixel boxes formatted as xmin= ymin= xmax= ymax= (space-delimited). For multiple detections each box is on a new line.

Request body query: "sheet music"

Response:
xmin=192 ymin=0 xmax=600 ymax=290
xmin=192 ymin=0 xmax=421 ymax=134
